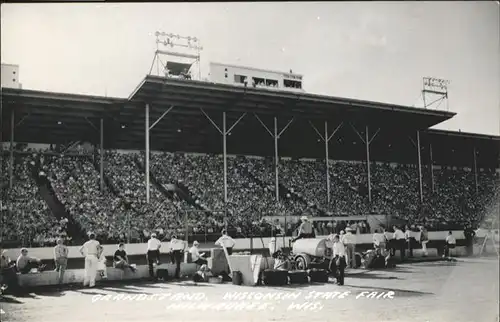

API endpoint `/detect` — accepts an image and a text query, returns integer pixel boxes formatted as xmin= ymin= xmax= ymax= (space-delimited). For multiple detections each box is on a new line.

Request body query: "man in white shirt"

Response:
xmin=330 ymin=234 xmax=346 ymax=286
xmin=393 ymin=226 xmax=406 ymax=261
xmin=189 ymin=241 xmax=207 ymax=266
xmin=342 ymin=228 xmax=357 ymax=268
xmin=146 ymin=233 xmax=161 ymax=280
xmin=169 ymin=235 xmax=186 ymax=279
xmin=79 ymin=232 xmax=102 ymax=288
xmin=419 ymin=226 xmax=429 ymax=257
xmin=444 ymin=231 xmax=456 ymax=258
xmin=268 ymin=237 xmax=278 ymax=258
xmin=404 ymin=225 xmax=416 ymax=258
xmin=215 ymin=230 xmax=236 ymax=255
xmin=292 ymin=216 xmax=315 ymax=242
xmin=373 ymin=229 xmax=386 ymax=256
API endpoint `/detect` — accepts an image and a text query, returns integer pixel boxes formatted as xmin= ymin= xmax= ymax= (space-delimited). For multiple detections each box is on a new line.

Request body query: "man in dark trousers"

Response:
xmin=393 ymin=226 xmax=406 ymax=261
xmin=464 ymin=225 xmax=476 ymax=256
xmin=330 ymin=234 xmax=347 ymax=286
xmin=169 ymin=235 xmax=186 ymax=279
xmin=146 ymin=233 xmax=161 ymax=281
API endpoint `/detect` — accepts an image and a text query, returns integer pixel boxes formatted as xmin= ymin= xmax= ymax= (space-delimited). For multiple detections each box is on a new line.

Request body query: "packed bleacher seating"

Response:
xmin=1 ymin=145 xmax=498 ymax=247
xmin=1 ymin=153 xmax=66 ymax=247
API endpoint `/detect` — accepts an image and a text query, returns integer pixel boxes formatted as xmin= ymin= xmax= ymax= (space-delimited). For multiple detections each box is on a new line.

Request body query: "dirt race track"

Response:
xmin=1 ymin=257 xmax=499 ymax=322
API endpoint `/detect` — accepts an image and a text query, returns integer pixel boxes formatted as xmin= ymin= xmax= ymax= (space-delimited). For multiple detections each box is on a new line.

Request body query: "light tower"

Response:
xmin=148 ymin=31 xmax=203 ymax=80
xmin=421 ymin=77 xmax=450 ymax=111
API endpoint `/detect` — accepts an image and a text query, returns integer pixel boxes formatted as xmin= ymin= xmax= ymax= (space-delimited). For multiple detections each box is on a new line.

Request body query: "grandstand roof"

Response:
xmin=1 ymin=77 xmax=498 ymax=168
xmin=128 ymin=75 xmax=454 ymax=127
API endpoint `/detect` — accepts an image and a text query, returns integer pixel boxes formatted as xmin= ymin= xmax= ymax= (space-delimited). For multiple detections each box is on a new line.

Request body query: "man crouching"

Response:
xmin=113 ymin=243 xmax=136 ymax=272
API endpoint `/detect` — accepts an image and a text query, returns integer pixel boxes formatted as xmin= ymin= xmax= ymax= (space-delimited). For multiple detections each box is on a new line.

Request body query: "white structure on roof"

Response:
xmin=1 ymin=63 xmax=22 ymax=89
xmin=209 ymin=62 xmax=304 ymax=92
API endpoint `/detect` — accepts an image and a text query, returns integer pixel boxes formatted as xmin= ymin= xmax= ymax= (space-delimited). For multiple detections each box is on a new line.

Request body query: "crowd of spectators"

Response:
xmin=1 ymin=146 xmax=498 ymax=247
xmin=1 ymin=153 xmax=66 ymax=247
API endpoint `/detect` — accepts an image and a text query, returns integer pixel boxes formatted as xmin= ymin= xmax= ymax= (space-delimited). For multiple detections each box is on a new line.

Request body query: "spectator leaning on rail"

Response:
xmin=16 ymin=248 xmax=46 ymax=274
xmin=189 ymin=241 xmax=207 ymax=266
xmin=215 ymin=230 xmax=236 ymax=255
xmin=53 ymin=238 xmax=68 ymax=285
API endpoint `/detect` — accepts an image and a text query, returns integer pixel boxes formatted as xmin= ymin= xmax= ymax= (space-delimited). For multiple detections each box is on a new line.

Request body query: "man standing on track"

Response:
xmin=54 ymin=238 xmax=68 ymax=286
xmin=169 ymin=235 xmax=185 ymax=279
xmin=464 ymin=225 xmax=476 ymax=256
xmin=342 ymin=228 xmax=357 ymax=268
xmin=393 ymin=225 xmax=406 ymax=261
xmin=147 ymin=233 xmax=161 ymax=281
xmin=79 ymin=232 xmax=102 ymax=288
xmin=331 ymin=234 xmax=347 ymax=286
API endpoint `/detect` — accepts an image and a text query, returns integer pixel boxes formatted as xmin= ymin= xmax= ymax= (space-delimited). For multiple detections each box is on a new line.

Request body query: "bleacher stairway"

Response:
xmin=30 ymin=158 xmax=86 ymax=244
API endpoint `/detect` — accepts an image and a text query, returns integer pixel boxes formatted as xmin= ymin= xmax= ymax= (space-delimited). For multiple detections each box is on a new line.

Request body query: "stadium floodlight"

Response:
xmin=149 ymin=31 xmax=203 ymax=79
xmin=421 ymin=76 xmax=450 ymax=111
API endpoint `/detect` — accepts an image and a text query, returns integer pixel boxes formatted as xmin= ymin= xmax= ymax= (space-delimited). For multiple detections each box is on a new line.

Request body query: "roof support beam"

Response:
xmin=310 ymin=121 xmax=343 ymax=204
xmin=200 ymin=108 xmax=246 ymax=223
xmin=253 ymin=114 xmax=294 ymax=202
xmin=9 ymin=110 xmax=14 ymax=189
xmin=350 ymin=123 xmax=379 ymax=204
xmin=15 ymin=113 xmax=31 ymax=128
xmin=150 ymin=105 xmax=175 ymax=131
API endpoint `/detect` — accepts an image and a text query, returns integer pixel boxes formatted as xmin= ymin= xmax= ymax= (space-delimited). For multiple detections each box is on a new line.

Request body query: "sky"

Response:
xmin=1 ymin=2 xmax=499 ymax=135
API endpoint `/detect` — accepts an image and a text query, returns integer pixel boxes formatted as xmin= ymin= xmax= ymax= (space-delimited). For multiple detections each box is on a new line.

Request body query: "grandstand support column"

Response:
xmin=325 ymin=122 xmax=330 ymax=203
xmin=308 ymin=120 xmax=343 ymax=204
xmin=9 ymin=110 xmax=14 ymax=189
xmin=145 ymin=103 xmax=150 ymax=204
xmin=350 ymin=124 xmax=379 ymax=204
xmin=144 ymin=104 xmax=175 ymax=204
xmin=223 ymin=112 xmax=228 ymax=205
xmin=416 ymin=131 xmax=423 ymax=203
xmin=200 ymin=109 xmax=247 ymax=215
xmin=254 ymin=114 xmax=294 ymax=203
xmin=365 ymin=126 xmax=372 ymax=203
xmin=274 ymin=117 xmax=279 ymax=202
xmin=430 ymin=144 xmax=435 ymax=193
xmin=473 ymin=147 xmax=478 ymax=194
xmin=100 ymin=118 xmax=104 ymax=192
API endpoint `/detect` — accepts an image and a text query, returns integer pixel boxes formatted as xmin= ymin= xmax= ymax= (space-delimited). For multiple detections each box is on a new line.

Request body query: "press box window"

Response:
xmin=284 ymin=79 xmax=302 ymax=89
xmin=252 ymin=77 xmax=265 ymax=86
xmin=234 ymin=75 xmax=247 ymax=84
xmin=266 ymin=79 xmax=278 ymax=87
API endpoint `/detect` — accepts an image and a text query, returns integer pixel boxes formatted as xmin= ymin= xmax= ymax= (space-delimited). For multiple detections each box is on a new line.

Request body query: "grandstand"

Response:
xmin=1 ymin=74 xmax=499 ymax=248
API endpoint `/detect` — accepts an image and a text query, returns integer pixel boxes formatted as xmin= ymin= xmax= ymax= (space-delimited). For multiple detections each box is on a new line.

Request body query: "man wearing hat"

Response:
xmin=79 ymin=232 xmax=102 ymax=288
xmin=292 ymin=216 xmax=315 ymax=242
